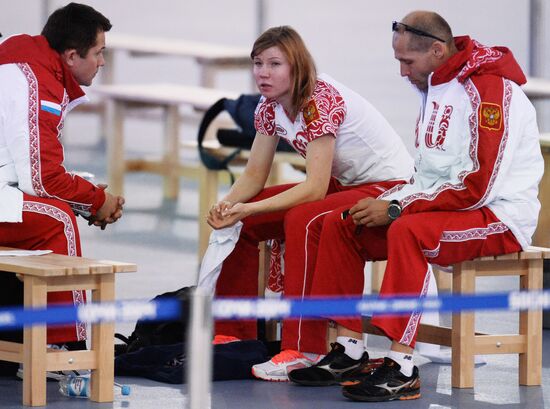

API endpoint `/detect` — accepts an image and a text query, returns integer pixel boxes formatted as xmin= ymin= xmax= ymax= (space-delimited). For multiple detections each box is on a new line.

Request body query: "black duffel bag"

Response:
xmin=197 ymin=94 xmax=294 ymax=183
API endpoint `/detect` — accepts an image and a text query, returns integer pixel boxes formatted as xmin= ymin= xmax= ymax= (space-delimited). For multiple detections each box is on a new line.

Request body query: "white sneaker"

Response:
xmin=16 ymin=368 xmax=82 ymax=381
xmin=252 ymin=349 xmax=321 ymax=382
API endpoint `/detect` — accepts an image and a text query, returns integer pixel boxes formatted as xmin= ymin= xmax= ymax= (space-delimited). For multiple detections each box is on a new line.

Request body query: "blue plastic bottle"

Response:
xmin=58 ymin=375 xmax=131 ymax=398
xmin=59 ymin=375 xmax=89 ymax=398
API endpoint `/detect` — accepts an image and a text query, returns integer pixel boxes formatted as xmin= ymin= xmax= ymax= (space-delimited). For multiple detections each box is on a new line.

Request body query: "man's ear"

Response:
xmin=61 ymin=49 xmax=78 ymax=67
xmin=432 ymin=42 xmax=445 ymax=59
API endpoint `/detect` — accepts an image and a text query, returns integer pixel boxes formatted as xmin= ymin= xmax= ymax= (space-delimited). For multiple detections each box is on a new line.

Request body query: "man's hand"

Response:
xmin=91 ymin=187 xmax=125 ymax=230
xmin=349 ymin=198 xmax=392 ymax=227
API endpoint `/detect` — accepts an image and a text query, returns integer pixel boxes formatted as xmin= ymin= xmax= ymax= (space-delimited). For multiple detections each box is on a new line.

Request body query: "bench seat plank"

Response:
xmin=0 ymin=247 xmax=137 ymax=277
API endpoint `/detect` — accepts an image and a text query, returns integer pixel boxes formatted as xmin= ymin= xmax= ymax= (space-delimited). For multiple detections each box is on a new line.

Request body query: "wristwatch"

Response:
xmin=387 ymin=200 xmax=402 ymax=220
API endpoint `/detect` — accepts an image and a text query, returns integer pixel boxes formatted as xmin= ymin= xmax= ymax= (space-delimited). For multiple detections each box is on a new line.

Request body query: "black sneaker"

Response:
xmin=342 ymin=357 xmax=421 ymax=402
xmin=339 ymin=357 xmax=385 ymax=386
xmin=288 ymin=342 xmax=369 ymax=386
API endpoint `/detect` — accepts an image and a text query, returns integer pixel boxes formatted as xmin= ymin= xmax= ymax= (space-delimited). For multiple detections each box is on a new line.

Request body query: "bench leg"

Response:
xmin=371 ymin=261 xmax=386 ymax=294
xmin=162 ymin=105 xmax=180 ymax=200
xmin=451 ymin=261 xmax=475 ymax=388
xmin=99 ymin=49 xmax=115 ymax=142
xmin=90 ymin=274 xmax=115 ymax=402
xmin=258 ymin=242 xmax=279 ymax=341
xmin=107 ymin=100 xmax=126 ymax=197
xmin=23 ymin=276 xmax=47 ymax=406
xmin=198 ymin=166 xmax=218 ymax=260
xmin=519 ymin=258 xmax=543 ymax=385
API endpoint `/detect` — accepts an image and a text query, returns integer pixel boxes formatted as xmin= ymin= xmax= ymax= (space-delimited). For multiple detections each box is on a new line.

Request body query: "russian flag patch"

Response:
xmin=40 ymin=100 xmax=62 ymax=116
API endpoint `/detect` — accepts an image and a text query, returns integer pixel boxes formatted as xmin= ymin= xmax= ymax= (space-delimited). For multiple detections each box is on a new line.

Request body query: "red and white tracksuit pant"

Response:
xmin=0 ymin=194 xmax=87 ymax=344
xmin=215 ymin=178 xmax=405 ymax=353
xmin=312 ymin=205 xmax=521 ymax=348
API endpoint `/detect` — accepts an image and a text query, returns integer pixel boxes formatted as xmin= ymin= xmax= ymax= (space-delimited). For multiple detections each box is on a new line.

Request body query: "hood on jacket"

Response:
xmin=431 ymin=36 xmax=527 ymax=87
xmin=0 ymin=34 xmax=85 ymax=101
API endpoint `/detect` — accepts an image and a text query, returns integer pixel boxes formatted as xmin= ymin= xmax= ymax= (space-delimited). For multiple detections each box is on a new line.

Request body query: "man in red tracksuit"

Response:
xmin=0 ymin=3 xmax=123 ymax=371
xmin=288 ymin=11 xmax=543 ymax=402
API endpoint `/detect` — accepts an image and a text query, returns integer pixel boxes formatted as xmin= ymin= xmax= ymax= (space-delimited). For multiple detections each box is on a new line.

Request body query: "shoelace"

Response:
xmin=316 ymin=342 xmax=343 ymax=365
xmin=271 ymin=349 xmax=307 ymax=364
xmin=365 ymin=361 xmax=397 ymax=383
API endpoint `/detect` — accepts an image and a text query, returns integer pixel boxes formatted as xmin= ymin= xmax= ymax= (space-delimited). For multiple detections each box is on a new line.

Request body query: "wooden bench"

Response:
xmin=533 ymin=133 xmax=550 ymax=247
xmin=103 ymin=33 xmax=252 ymax=89
xmin=522 ymin=76 xmax=550 ymax=99
xmin=0 ymin=248 xmax=136 ymax=406
xmin=93 ymin=83 xmax=307 ymax=261
xmin=92 ymin=83 xmax=239 ymax=200
xmin=83 ymin=33 xmax=251 ymax=137
xmin=365 ymin=246 xmax=550 ymax=388
xmin=523 ymin=78 xmax=550 ymax=248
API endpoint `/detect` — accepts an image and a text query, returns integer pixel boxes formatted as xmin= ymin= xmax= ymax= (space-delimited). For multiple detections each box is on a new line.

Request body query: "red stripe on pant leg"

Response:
xmin=24 ymin=200 xmax=87 ymax=343
xmin=0 ymin=196 xmax=84 ymax=344
xmin=214 ymin=184 xmax=295 ymax=339
xmin=282 ymin=208 xmax=331 ymax=353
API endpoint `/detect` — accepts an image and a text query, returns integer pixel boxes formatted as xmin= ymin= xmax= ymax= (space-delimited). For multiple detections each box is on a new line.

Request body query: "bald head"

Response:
xmin=392 ymin=11 xmax=457 ymax=91
xmin=398 ymin=11 xmax=454 ymax=52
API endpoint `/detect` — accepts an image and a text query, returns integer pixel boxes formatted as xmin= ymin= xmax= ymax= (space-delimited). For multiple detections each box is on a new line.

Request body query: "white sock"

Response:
xmin=388 ymin=350 xmax=414 ymax=377
xmin=336 ymin=336 xmax=364 ymax=360
xmin=303 ymin=352 xmax=323 ymax=362
xmin=362 ymin=333 xmax=369 ymax=350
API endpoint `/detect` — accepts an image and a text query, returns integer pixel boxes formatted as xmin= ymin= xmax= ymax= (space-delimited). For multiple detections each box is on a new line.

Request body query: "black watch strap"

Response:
xmin=388 ymin=199 xmax=402 ymax=220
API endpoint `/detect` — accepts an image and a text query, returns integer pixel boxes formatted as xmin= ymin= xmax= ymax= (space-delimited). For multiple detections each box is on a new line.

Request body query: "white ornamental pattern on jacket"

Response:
xmin=254 ymin=79 xmax=346 ymax=157
xmin=254 ymin=99 xmax=277 ymax=136
xmin=303 ymin=79 xmax=346 ymax=140
xmin=457 ymin=40 xmax=504 ymax=82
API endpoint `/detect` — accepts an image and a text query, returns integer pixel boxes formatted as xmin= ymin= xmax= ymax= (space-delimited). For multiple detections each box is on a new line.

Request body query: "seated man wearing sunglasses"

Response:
xmin=287 ymin=10 xmax=543 ymax=402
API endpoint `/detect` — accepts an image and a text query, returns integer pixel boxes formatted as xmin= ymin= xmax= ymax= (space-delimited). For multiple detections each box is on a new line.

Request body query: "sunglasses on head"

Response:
xmin=392 ymin=21 xmax=446 ymax=43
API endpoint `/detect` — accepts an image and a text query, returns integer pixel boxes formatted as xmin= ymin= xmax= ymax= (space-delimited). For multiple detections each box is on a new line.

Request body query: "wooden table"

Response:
xmin=0 ymin=248 xmax=136 ymax=406
xmin=533 ymin=133 xmax=550 ymax=247
xmin=84 ymin=33 xmax=252 ymax=139
xmin=104 ymin=33 xmax=252 ymax=88
xmin=93 ymin=82 xmax=306 ymax=262
xmin=523 ymin=76 xmax=550 ymax=99
xmin=521 ymin=77 xmax=550 ymax=247
xmin=92 ymin=83 xmax=239 ymax=199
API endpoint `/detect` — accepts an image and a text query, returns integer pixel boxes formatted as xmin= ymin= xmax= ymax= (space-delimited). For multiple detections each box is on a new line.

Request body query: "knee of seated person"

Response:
xmin=387 ymin=214 xmax=415 ymax=238
xmin=59 ymin=201 xmax=75 ymax=216
xmin=60 ymin=207 xmax=79 ymax=230
xmin=238 ymin=211 xmax=269 ymax=232
xmin=283 ymin=202 xmax=318 ymax=229
xmin=26 ymin=199 xmax=76 ymax=226
xmin=57 ymin=202 xmax=78 ymax=225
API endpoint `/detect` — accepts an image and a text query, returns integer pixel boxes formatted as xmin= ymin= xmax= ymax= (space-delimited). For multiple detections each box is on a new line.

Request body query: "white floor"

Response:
xmin=1 ymin=114 xmax=550 ymax=408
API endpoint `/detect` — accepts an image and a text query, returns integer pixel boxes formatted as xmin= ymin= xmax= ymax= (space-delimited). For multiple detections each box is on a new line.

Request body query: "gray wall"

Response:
xmin=0 ymin=0 xmax=538 ymax=149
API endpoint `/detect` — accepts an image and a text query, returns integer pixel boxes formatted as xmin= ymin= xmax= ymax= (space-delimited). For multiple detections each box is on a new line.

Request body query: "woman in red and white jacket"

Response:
xmin=205 ymin=26 xmax=413 ymax=382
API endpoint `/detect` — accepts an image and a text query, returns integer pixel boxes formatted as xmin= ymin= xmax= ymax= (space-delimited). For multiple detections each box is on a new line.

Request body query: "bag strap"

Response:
xmin=197 ymin=97 xmax=241 ymax=184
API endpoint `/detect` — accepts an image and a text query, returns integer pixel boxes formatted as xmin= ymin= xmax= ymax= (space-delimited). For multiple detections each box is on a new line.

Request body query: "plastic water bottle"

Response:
xmin=59 ymin=375 xmax=131 ymax=398
xmin=59 ymin=375 xmax=90 ymax=398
